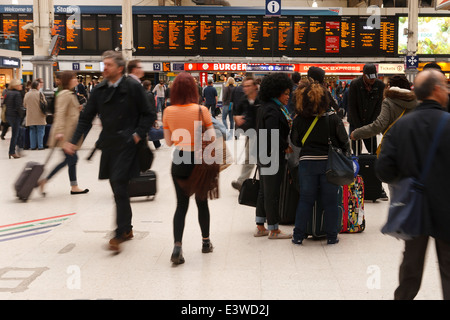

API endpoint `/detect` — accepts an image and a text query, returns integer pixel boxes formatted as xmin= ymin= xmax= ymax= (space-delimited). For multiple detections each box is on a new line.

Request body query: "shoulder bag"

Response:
xmin=177 ymin=105 xmax=220 ymax=200
xmin=325 ymin=114 xmax=354 ymax=186
xmin=381 ymin=113 xmax=450 ymax=240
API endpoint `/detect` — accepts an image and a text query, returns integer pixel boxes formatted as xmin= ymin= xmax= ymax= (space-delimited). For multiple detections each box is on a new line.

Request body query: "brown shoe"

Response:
xmin=108 ymin=230 xmax=134 ymax=252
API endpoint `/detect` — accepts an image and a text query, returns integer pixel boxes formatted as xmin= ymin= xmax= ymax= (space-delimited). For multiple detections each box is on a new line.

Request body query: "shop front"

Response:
xmin=0 ymin=49 xmax=22 ymax=94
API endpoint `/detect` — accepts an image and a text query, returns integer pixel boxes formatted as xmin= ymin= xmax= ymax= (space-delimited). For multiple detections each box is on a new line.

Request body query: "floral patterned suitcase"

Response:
xmin=340 ymin=175 xmax=365 ymax=233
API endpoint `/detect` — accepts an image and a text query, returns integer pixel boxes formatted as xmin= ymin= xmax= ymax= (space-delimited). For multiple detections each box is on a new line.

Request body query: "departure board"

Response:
xmin=340 ymin=16 xmax=357 ymax=55
xmin=153 ymin=15 xmax=168 ymax=52
xmin=1 ymin=13 xmax=399 ymax=57
xmin=293 ymin=16 xmax=308 ymax=53
xmin=379 ymin=16 xmax=395 ymax=55
xmin=247 ymin=16 xmax=262 ymax=52
xmin=261 ymin=16 xmax=276 ymax=53
xmin=18 ymin=14 xmax=33 ymax=53
xmin=184 ymin=15 xmax=199 ymax=52
xmin=199 ymin=15 xmax=214 ymax=52
xmin=278 ymin=16 xmax=292 ymax=53
xmin=168 ymin=15 xmax=184 ymax=52
xmin=113 ymin=15 xmax=122 ymax=49
xmin=135 ymin=15 xmax=151 ymax=53
xmin=65 ymin=13 xmax=81 ymax=51
xmin=82 ymin=15 xmax=97 ymax=51
xmin=52 ymin=14 xmax=67 ymax=52
xmin=231 ymin=16 xmax=246 ymax=52
xmin=309 ymin=16 xmax=325 ymax=54
xmin=2 ymin=14 xmax=18 ymax=39
xmin=215 ymin=16 xmax=230 ymax=52
xmin=325 ymin=19 xmax=340 ymax=53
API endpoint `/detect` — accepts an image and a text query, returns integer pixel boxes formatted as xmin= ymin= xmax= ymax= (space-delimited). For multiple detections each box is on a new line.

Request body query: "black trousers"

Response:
xmin=395 ymin=235 xmax=450 ymax=300
xmin=109 ymin=180 xmax=132 ymax=238
xmin=171 ymin=150 xmax=210 ymax=244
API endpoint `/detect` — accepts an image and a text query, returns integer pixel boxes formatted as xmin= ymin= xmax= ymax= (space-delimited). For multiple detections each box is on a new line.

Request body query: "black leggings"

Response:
xmin=171 ymin=150 xmax=210 ymax=244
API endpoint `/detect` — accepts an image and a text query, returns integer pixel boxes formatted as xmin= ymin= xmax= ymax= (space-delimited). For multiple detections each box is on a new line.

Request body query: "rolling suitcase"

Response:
xmin=340 ymin=175 xmax=365 ymax=233
xmin=14 ymin=148 xmax=54 ymax=201
xmin=354 ymin=138 xmax=382 ymax=202
xmin=128 ymin=170 xmax=157 ymax=200
xmin=279 ymin=165 xmax=298 ymax=225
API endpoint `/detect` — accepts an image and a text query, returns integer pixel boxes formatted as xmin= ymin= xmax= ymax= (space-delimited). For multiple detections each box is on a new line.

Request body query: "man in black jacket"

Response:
xmin=375 ymin=69 xmax=450 ymax=300
xmin=64 ymin=51 xmax=155 ymax=252
xmin=348 ymin=63 xmax=385 ymax=154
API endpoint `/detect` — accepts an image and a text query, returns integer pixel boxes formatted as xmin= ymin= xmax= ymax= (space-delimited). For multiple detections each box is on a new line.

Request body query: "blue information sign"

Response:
xmin=265 ymin=0 xmax=281 ymax=16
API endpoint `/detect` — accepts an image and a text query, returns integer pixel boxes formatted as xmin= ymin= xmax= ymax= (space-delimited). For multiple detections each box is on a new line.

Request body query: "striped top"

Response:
xmin=163 ymin=103 xmax=214 ymax=151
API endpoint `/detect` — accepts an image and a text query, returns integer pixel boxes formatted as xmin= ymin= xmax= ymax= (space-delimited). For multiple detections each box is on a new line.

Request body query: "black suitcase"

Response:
xmin=14 ymin=149 xmax=54 ymax=201
xmin=128 ymin=170 xmax=157 ymax=200
xmin=279 ymin=165 xmax=298 ymax=225
xmin=15 ymin=162 xmax=45 ymax=201
xmin=354 ymin=138 xmax=382 ymax=202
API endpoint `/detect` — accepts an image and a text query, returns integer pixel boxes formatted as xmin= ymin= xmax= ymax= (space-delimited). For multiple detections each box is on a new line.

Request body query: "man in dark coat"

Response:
xmin=375 ymin=69 xmax=450 ymax=300
xmin=348 ymin=63 xmax=385 ymax=154
xmin=64 ymin=51 xmax=155 ymax=252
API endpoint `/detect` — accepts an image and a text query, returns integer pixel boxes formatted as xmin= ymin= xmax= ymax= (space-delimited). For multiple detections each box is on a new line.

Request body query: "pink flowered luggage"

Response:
xmin=340 ymin=175 xmax=365 ymax=233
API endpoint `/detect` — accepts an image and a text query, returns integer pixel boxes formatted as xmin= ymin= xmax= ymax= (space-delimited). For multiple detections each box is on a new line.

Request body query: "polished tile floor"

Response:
xmin=0 ymin=117 xmax=443 ymax=300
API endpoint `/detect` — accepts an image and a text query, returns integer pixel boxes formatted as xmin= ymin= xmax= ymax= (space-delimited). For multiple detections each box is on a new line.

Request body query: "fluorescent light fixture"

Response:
xmin=312 ymin=0 xmax=318 ymax=7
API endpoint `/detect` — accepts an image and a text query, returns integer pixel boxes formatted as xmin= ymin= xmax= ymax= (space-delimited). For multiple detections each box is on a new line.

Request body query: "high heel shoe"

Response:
xmin=9 ymin=154 xmax=20 ymax=159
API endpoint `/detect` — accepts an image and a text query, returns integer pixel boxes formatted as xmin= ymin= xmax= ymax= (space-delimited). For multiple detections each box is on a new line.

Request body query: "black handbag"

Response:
xmin=381 ymin=113 xmax=450 ymax=240
xmin=325 ymin=114 xmax=354 ymax=186
xmin=238 ymin=168 xmax=260 ymax=207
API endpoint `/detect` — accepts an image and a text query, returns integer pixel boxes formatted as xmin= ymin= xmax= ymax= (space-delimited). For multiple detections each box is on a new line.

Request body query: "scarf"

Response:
xmin=272 ymin=98 xmax=293 ymax=129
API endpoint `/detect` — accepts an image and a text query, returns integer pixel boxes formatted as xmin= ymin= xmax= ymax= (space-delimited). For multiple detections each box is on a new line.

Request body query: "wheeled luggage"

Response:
xmin=354 ymin=138 xmax=382 ymax=202
xmin=14 ymin=162 xmax=45 ymax=201
xmin=279 ymin=165 xmax=298 ymax=225
xmin=340 ymin=175 xmax=365 ymax=233
xmin=14 ymin=149 xmax=54 ymax=201
xmin=128 ymin=170 xmax=157 ymax=199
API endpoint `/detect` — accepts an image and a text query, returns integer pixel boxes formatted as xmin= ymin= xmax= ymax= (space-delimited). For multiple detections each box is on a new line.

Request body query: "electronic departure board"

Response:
xmin=0 ymin=13 xmax=398 ymax=57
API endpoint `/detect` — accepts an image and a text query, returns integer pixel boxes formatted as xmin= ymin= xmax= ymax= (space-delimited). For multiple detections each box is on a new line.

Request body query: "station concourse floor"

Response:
xmin=0 ymin=116 xmax=443 ymax=301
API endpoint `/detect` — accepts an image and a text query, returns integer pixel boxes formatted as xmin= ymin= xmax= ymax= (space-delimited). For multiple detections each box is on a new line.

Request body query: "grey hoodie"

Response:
xmin=352 ymin=86 xmax=417 ymax=140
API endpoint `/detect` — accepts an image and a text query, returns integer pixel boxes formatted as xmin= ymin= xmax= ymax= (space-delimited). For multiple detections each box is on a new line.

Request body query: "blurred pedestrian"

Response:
xmin=4 ymin=79 xmax=24 ymax=159
xmin=23 ymin=80 xmax=47 ymax=150
xmin=203 ymin=79 xmax=218 ymax=116
xmin=222 ymin=77 xmax=236 ymax=129
xmin=375 ymin=69 xmax=450 ymax=300
xmin=38 ymin=71 xmax=88 ymax=196
xmin=63 ymin=51 xmax=155 ymax=253
xmin=153 ymin=79 xmax=166 ymax=113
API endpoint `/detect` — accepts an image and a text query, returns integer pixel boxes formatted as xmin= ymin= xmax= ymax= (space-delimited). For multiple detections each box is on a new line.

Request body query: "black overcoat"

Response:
xmin=375 ymin=100 xmax=450 ymax=242
xmin=70 ymin=76 xmax=155 ymax=182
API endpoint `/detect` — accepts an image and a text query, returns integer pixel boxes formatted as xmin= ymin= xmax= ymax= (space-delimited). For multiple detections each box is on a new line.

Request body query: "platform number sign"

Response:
xmin=266 ymin=0 xmax=281 ymax=17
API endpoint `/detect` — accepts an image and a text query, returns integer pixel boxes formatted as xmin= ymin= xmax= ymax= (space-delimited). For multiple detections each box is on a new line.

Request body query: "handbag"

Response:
xmin=177 ymin=105 xmax=220 ymax=200
xmin=238 ymin=168 xmax=260 ymax=207
xmin=325 ymin=114 xmax=354 ymax=186
xmin=381 ymin=113 xmax=450 ymax=240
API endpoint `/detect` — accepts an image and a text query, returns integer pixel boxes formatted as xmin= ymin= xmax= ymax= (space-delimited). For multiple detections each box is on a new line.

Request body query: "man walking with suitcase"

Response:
xmin=64 ymin=51 xmax=155 ymax=252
